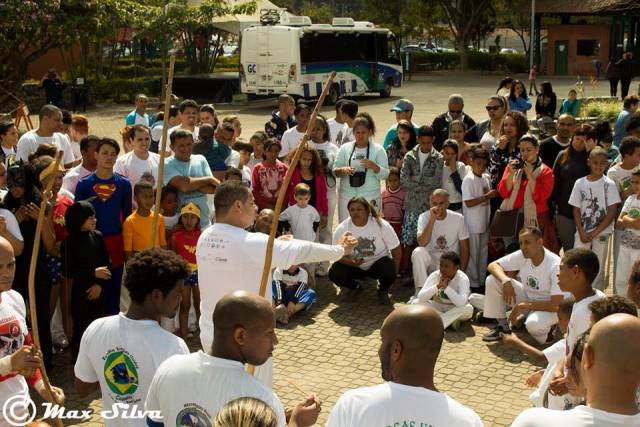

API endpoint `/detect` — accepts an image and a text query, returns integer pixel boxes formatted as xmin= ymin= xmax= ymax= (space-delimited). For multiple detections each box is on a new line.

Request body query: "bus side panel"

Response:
xmin=376 ymin=63 xmax=403 ymax=90
xmin=300 ymin=61 xmax=373 ymax=95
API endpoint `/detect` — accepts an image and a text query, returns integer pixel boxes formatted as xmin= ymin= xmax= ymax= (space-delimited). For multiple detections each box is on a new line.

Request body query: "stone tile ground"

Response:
xmin=26 ymin=71 xmax=629 ymax=426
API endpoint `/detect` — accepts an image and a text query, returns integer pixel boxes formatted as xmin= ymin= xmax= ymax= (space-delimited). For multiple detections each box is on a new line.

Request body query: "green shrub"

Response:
xmin=407 ymin=51 xmax=527 ymax=73
xmin=579 ymin=99 xmax=622 ymax=122
xmin=91 ymin=77 xmax=162 ymax=103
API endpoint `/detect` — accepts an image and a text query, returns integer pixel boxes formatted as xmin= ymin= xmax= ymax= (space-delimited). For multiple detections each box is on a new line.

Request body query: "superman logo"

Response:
xmin=93 ymin=183 xmax=116 ymax=203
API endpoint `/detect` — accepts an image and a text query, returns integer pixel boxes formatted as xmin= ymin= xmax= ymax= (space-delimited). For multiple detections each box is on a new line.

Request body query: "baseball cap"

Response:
xmin=180 ymin=202 xmax=201 ymax=219
xmin=390 ymin=99 xmax=414 ymax=113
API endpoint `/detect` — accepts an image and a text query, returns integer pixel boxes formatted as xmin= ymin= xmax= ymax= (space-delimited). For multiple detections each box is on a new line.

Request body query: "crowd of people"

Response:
xmin=0 ymin=74 xmax=639 ymax=426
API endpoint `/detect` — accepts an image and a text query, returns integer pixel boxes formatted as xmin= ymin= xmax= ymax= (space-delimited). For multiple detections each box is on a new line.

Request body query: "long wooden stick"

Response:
xmin=28 ymin=151 xmax=63 ymax=427
xmin=151 ymin=54 xmax=176 ymax=247
xmin=248 ymin=72 xmax=336 ymax=376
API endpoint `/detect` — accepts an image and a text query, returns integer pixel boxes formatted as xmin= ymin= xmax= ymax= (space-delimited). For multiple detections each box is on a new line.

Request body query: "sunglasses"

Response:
xmin=449 ymin=109 xmax=462 ymax=114
xmin=486 ymin=105 xmax=502 ymax=112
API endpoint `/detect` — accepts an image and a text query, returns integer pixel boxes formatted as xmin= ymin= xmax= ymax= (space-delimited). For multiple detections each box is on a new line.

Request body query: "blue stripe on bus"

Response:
xmin=315 ymin=82 xmax=322 ymax=96
xmin=303 ymin=84 xmax=310 ymax=98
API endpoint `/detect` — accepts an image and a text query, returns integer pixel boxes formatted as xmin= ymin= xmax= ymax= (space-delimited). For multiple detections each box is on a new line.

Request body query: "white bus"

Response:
xmin=240 ymin=16 xmax=403 ymax=104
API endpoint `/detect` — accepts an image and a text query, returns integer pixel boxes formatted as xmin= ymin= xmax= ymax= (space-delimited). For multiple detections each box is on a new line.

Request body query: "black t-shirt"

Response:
xmin=300 ymin=175 xmax=316 ymax=208
xmin=42 ymin=78 xmax=65 ymax=103
xmin=539 ymin=136 xmax=570 ymax=168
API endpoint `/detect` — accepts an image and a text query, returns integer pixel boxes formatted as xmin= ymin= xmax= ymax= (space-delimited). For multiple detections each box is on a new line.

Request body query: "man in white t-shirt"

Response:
xmin=16 ymin=104 xmax=75 ymax=167
xmin=168 ymin=99 xmax=200 ymax=144
xmin=74 ymin=249 xmax=190 ymax=427
xmin=327 ymin=304 xmax=483 ymax=427
xmin=511 ymin=313 xmax=640 ymax=427
xmin=279 ymin=103 xmax=310 ymax=162
xmin=145 ymin=291 xmax=321 ymax=427
xmin=478 ymin=227 xmax=564 ymax=344
xmin=114 ymin=125 xmax=160 ymax=190
xmin=62 ymin=135 xmax=98 ymax=195
xmin=412 ymin=189 xmax=469 ymax=292
xmin=196 ymin=182 xmax=358 ymax=384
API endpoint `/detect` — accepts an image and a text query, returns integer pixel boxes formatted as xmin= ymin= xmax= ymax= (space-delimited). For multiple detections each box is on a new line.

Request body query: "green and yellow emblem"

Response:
xmin=103 ymin=350 xmax=139 ymax=396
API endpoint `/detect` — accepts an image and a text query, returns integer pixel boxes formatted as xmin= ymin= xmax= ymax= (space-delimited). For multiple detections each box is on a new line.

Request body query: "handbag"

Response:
xmin=490 ymin=208 xmax=524 ymax=239
xmin=348 ymin=142 xmax=370 ymax=188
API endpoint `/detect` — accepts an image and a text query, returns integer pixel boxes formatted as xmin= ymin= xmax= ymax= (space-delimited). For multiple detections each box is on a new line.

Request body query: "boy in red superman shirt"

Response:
xmin=75 ymin=138 xmax=132 ymax=315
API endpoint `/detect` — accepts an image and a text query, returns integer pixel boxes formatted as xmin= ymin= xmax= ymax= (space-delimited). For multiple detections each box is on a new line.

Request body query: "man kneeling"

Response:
xmin=411 ymin=251 xmax=473 ymax=330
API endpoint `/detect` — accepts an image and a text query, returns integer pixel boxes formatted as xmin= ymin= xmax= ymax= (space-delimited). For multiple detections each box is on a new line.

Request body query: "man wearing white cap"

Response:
xmin=382 ymin=99 xmax=420 ymax=149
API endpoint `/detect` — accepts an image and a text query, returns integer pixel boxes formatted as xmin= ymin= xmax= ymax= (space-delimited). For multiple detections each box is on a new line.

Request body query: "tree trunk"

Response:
xmin=457 ymin=39 xmax=468 ymax=71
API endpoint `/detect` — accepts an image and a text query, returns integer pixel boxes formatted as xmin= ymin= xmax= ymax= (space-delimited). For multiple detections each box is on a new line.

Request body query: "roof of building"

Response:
xmin=536 ymin=0 xmax=640 ymax=14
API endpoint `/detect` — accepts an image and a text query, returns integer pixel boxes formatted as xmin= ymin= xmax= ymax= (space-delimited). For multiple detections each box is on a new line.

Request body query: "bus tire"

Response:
xmin=325 ymin=84 xmax=340 ymax=106
xmin=379 ymin=79 xmax=392 ymax=98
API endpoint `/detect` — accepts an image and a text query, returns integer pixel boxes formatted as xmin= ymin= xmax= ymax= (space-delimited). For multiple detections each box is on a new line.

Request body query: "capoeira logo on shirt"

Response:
xmin=176 ymin=404 xmax=211 ymax=427
xmin=435 ymin=235 xmax=448 ymax=251
xmin=526 ymin=275 xmax=540 ymax=291
xmin=93 ymin=183 xmax=117 ymax=203
xmin=579 ymin=188 xmax=606 ymax=232
xmin=0 ymin=317 xmax=22 ymax=357
xmin=103 ymin=350 xmax=140 ymax=396
xmin=353 ymin=237 xmax=376 ymax=258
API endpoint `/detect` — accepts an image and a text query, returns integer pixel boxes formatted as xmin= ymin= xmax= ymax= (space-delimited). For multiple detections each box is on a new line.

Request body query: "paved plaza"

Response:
xmin=31 ymin=71 xmax=627 ymax=426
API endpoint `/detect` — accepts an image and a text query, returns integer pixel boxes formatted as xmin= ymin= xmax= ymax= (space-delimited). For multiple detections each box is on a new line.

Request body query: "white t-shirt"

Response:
xmin=621 ymin=194 xmax=640 ymax=247
xmin=333 ymin=217 xmax=400 ymax=270
xmin=279 ymin=127 xmax=305 ymax=158
xmin=327 ymin=118 xmax=349 ymax=146
xmin=225 ymin=149 xmax=240 ymax=168
xmin=241 ymin=165 xmax=252 ymax=188
xmin=413 ymin=269 xmax=471 ymax=308
xmin=62 ymin=164 xmax=92 ymax=195
xmin=511 ymin=405 xmax=640 ymax=427
xmin=196 ymin=223 xmax=344 ymax=352
xmin=462 ymin=173 xmax=492 ymax=234
xmin=480 ymin=131 xmax=496 ymax=151
xmin=163 ymin=213 xmax=180 ymax=231
xmin=0 ymin=209 xmax=23 ymax=242
xmin=326 ymin=382 xmax=483 ymax=427
xmin=0 ymin=290 xmax=31 ymax=426
xmin=568 ymin=176 xmax=621 ymax=234
xmin=496 ymin=249 xmax=563 ymax=301
xmin=70 ymin=141 xmax=82 ymax=160
xmin=417 ymin=209 xmax=469 ymax=255
xmin=417 ymin=149 xmax=429 ymax=171
xmin=566 ymin=290 xmax=605 ymax=353
xmin=314 ymin=141 xmax=339 ymax=172
xmin=442 ymin=162 xmax=468 ymax=203
xmin=607 ymin=163 xmax=639 ymax=197
xmin=145 ymin=352 xmax=286 ymax=427
xmin=74 ymin=314 xmax=189 ymax=427
xmin=350 ymin=146 xmax=369 ymax=172
xmin=279 ymin=204 xmax=321 ymax=242
xmin=114 ymin=151 xmax=160 ymax=188
xmin=16 ymin=130 xmax=75 ymax=165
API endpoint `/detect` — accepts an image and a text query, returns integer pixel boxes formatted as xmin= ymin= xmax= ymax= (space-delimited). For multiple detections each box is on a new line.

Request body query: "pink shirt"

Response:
xmin=382 ymin=187 xmax=405 ymax=224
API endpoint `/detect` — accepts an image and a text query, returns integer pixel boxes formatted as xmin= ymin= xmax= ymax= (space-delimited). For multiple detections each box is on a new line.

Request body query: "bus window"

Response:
xmin=387 ymin=35 xmax=401 ymax=65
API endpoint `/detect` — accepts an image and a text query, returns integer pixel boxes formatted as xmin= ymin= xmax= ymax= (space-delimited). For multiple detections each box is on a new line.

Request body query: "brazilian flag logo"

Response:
xmin=103 ymin=351 xmax=139 ymax=396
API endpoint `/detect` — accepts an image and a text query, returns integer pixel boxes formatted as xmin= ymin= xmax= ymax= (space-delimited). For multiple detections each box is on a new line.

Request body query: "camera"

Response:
xmin=513 ymin=158 xmax=525 ymax=169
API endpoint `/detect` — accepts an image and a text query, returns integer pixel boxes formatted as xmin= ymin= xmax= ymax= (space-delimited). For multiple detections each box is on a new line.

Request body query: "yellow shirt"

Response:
xmin=123 ymin=210 xmax=166 ymax=252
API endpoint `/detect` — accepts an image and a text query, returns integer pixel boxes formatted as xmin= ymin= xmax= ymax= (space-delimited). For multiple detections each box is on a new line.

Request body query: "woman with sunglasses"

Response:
xmin=465 ymin=95 xmax=508 ymax=151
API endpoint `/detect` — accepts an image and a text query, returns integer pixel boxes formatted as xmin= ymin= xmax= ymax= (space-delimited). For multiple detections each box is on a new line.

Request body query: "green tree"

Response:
xmin=495 ymin=0 xmax=532 ymax=56
xmin=300 ymin=0 xmax=333 ymax=23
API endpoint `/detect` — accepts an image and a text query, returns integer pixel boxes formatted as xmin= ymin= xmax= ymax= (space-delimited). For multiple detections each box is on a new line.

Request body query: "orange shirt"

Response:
xmin=123 ymin=210 xmax=166 ymax=252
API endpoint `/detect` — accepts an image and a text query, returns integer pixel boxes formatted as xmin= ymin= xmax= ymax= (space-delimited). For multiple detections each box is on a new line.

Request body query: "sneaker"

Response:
xmin=377 ymin=290 xmax=391 ymax=305
xmin=482 ymin=325 xmax=511 ymax=342
xmin=274 ymin=304 xmax=289 ymax=324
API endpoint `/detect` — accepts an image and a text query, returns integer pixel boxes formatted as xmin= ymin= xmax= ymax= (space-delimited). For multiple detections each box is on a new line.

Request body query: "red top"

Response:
xmin=173 ymin=228 xmax=201 ymax=271
xmin=53 ymin=194 xmax=73 ymax=242
xmin=497 ymin=163 xmax=554 ymax=213
xmin=286 ymin=168 xmax=329 ymax=216
xmin=382 ymin=187 xmax=405 ymax=224
xmin=251 ymin=161 xmax=288 ymax=210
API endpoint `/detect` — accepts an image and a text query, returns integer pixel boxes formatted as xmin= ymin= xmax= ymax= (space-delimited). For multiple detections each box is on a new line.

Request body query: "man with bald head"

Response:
xmin=512 ymin=313 xmax=640 ymax=426
xmin=538 ymin=114 xmax=576 ymax=168
xmin=0 ymin=237 xmax=65 ymax=426
xmin=145 ymin=291 xmax=320 ymax=427
xmin=327 ymin=305 xmax=483 ymax=426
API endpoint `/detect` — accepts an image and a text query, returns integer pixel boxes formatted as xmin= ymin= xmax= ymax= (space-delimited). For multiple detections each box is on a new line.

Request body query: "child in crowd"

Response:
xmin=599 ymin=135 xmax=620 ymax=166
xmin=225 ymin=167 xmax=243 ymax=183
xmin=119 ymin=125 xmax=133 ymax=153
xmin=286 ymin=147 xmax=328 ymax=229
xmin=559 ymin=89 xmax=580 ymax=117
xmin=448 ymin=120 xmax=471 ymax=164
xmin=160 ymin=185 xmax=179 ymax=239
xmin=265 ymin=94 xmax=296 ymax=142
xmin=170 ymin=203 xmax=202 ymax=338
xmin=61 ymin=201 xmax=110 ymax=359
xmin=199 ymin=104 xmax=219 ymax=129
xmin=247 ymin=131 xmax=267 ymax=170
xmin=462 ymin=146 xmax=498 ymax=288
xmin=252 ymin=139 xmax=288 ymax=210
xmin=569 ymin=147 xmax=621 ymax=290
xmin=280 ymin=183 xmax=321 ymax=285
xmin=223 ymin=115 xmax=243 ymax=143
xmin=272 ymin=264 xmax=316 ymax=325
xmin=232 ymin=141 xmax=254 ymax=187
xmin=616 ymin=171 xmax=640 ymax=296
xmin=194 ymin=123 xmax=230 ymax=182
xmin=279 ymin=104 xmax=311 ymax=162
xmin=123 ymin=180 xmax=166 ymax=261
xmin=411 ymin=251 xmax=473 ymax=330
xmin=253 ymin=208 xmax=276 ymax=234
xmin=381 ymin=167 xmax=405 ymax=274
xmin=441 ymin=140 xmax=468 ymax=212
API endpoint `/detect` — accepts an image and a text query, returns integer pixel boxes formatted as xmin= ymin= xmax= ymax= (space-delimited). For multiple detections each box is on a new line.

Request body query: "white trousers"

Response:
xmin=423 ymin=300 xmax=474 ymax=329
xmin=573 ymin=232 xmax=610 ymax=291
xmin=318 ymin=187 xmax=337 ymax=245
xmin=616 ymin=244 xmax=639 ymax=297
xmin=411 ymin=247 xmax=440 ymax=292
xmin=483 ymin=276 xmax=558 ymax=344
xmin=466 ymin=232 xmax=489 ymax=288
xmin=338 ymin=193 xmax=381 ymax=223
